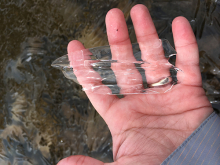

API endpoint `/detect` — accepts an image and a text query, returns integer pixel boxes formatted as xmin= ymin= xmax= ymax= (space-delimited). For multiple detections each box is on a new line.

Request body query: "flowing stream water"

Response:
xmin=0 ymin=0 xmax=220 ymax=164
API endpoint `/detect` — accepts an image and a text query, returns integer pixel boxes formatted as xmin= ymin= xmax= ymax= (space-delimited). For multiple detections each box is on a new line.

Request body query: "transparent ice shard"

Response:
xmin=52 ymin=39 xmax=180 ymax=95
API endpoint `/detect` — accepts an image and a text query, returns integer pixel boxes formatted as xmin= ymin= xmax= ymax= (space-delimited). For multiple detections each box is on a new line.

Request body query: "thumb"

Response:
xmin=57 ymin=155 xmax=108 ymax=165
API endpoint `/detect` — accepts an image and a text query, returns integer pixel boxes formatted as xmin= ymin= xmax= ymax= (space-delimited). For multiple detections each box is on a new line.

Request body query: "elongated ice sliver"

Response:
xmin=51 ymin=39 xmax=181 ymax=95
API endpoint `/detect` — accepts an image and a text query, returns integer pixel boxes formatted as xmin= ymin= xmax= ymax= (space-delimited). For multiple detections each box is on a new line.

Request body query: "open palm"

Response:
xmin=58 ymin=4 xmax=213 ymax=165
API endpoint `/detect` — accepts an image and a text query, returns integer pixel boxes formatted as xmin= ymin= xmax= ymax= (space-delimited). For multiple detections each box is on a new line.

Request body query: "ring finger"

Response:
xmin=131 ymin=4 xmax=171 ymax=89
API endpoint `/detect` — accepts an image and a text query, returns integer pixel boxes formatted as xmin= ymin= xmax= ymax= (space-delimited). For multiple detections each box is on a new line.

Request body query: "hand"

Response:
xmin=58 ymin=4 xmax=213 ymax=165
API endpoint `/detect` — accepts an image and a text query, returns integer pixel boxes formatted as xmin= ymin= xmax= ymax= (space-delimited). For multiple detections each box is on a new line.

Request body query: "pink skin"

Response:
xmin=58 ymin=4 xmax=213 ymax=165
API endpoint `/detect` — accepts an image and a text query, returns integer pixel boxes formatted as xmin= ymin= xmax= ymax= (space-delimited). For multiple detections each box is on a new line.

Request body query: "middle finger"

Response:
xmin=106 ymin=8 xmax=143 ymax=94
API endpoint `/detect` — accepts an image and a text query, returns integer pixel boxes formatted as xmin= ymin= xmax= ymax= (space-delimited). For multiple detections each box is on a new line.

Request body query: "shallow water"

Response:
xmin=0 ymin=0 xmax=220 ymax=164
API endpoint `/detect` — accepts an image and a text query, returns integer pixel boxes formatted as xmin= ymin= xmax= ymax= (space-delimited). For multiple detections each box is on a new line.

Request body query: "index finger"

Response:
xmin=67 ymin=40 xmax=119 ymax=118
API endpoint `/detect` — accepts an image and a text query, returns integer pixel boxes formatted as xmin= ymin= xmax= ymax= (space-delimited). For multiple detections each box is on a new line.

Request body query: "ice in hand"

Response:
xmin=52 ymin=39 xmax=181 ymax=95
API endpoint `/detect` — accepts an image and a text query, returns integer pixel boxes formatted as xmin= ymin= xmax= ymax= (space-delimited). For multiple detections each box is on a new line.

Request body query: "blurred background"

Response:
xmin=0 ymin=0 xmax=220 ymax=164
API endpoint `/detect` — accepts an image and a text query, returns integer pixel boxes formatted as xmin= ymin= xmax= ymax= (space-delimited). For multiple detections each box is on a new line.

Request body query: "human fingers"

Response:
xmin=172 ymin=16 xmax=202 ymax=86
xmin=130 ymin=4 xmax=170 ymax=85
xmin=67 ymin=40 xmax=118 ymax=118
xmin=57 ymin=155 xmax=105 ymax=165
xmin=106 ymin=8 xmax=143 ymax=94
